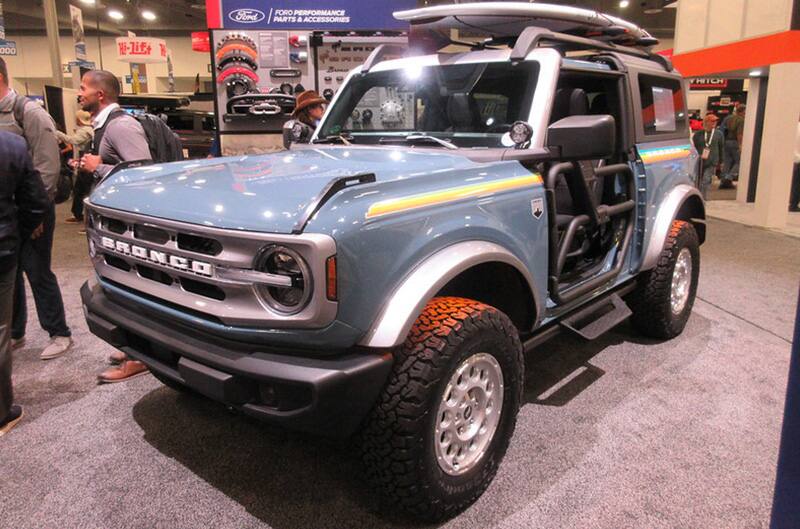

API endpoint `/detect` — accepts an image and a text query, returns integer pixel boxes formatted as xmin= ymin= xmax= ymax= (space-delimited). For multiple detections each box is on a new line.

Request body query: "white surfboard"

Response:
xmin=394 ymin=2 xmax=657 ymax=46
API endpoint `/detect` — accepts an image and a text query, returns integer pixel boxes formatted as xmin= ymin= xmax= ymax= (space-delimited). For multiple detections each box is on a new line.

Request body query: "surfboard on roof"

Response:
xmin=394 ymin=2 xmax=658 ymax=47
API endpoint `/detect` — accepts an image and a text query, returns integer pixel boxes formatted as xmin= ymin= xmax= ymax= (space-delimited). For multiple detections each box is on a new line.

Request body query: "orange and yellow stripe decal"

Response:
xmin=638 ymin=144 xmax=692 ymax=164
xmin=365 ymin=174 xmax=543 ymax=219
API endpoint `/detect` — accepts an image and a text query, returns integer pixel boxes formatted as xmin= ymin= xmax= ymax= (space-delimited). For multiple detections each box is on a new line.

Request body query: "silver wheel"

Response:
xmin=670 ymin=247 xmax=693 ymax=315
xmin=434 ymin=352 xmax=504 ymax=476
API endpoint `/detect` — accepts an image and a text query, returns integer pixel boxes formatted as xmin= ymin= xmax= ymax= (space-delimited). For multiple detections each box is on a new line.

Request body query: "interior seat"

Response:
xmin=446 ymin=93 xmax=483 ymax=132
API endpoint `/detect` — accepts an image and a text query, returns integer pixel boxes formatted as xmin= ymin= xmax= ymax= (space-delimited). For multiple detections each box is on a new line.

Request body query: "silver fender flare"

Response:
xmin=641 ymin=184 xmax=705 ymax=271
xmin=358 ymin=241 xmax=540 ymax=348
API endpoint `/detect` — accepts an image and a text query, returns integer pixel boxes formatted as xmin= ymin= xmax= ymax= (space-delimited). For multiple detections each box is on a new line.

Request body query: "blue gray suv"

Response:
xmin=81 ymin=6 xmax=705 ymax=521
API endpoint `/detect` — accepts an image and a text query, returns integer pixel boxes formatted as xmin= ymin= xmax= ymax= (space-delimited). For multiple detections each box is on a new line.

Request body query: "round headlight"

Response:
xmin=509 ymin=120 xmax=533 ymax=147
xmin=255 ymin=246 xmax=312 ymax=314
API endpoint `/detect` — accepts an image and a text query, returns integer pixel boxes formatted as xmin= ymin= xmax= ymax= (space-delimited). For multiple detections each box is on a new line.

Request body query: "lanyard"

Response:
xmin=705 ymin=127 xmax=715 ymax=148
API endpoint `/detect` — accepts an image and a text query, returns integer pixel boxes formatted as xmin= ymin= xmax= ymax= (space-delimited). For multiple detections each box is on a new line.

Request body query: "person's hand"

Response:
xmin=68 ymin=158 xmax=79 ymax=169
xmin=80 ymin=154 xmax=102 ymax=173
xmin=31 ymin=223 xmax=44 ymax=240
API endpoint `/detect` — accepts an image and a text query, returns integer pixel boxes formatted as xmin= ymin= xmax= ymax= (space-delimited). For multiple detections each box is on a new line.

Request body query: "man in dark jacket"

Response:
xmin=0 ymin=131 xmax=49 ymax=437
xmin=0 ymin=57 xmax=74 ymax=361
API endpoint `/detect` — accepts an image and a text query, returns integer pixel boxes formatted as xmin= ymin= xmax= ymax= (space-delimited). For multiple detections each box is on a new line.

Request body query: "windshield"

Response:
xmin=317 ymin=61 xmax=539 ymax=148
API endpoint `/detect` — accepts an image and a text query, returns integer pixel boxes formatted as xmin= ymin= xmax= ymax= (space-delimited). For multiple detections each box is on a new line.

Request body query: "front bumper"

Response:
xmin=81 ymin=280 xmax=393 ymax=437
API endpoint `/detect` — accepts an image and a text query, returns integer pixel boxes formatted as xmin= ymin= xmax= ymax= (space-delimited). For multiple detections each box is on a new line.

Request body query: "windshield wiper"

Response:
xmin=312 ymin=133 xmax=353 ymax=146
xmin=380 ymin=134 xmax=458 ymax=150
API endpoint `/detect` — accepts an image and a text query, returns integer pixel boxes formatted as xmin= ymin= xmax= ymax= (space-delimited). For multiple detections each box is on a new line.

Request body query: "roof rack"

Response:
xmin=361 ymin=44 xmax=408 ymax=74
xmin=510 ymin=27 xmax=672 ymax=71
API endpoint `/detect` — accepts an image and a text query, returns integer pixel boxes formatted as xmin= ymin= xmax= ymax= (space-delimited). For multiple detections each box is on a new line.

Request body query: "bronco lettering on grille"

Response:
xmin=100 ymin=236 xmax=213 ymax=277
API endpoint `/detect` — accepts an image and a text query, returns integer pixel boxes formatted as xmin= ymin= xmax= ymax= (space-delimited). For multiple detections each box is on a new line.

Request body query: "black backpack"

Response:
xmin=133 ymin=113 xmax=185 ymax=163
xmin=100 ymin=110 xmax=184 ymax=164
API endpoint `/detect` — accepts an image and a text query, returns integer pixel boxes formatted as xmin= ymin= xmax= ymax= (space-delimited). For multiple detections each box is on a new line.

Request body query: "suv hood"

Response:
xmin=90 ymin=147 xmax=476 ymax=233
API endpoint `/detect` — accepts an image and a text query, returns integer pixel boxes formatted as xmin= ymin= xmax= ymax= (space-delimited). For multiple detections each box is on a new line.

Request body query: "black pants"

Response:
xmin=12 ymin=203 xmax=71 ymax=339
xmin=0 ymin=265 xmax=17 ymax=423
xmin=790 ymin=163 xmax=800 ymax=210
xmin=71 ymin=171 xmax=92 ymax=220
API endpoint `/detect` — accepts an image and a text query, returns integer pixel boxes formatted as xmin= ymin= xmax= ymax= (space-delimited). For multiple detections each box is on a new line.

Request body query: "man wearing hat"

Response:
xmin=692 ymin=113 xmax=724 ymax=200
xmin=56 ymin=110 xmax=94 ymax=224
xmin=284 ymin=90 xmax=327 ymax=147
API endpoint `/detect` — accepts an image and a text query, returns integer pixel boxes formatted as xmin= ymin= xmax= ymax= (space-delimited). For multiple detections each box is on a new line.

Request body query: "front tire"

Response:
xmin=630 ymin=220 xmax=700 ymax=339
xmin=359 ymin=297 xmax=524 ymax=521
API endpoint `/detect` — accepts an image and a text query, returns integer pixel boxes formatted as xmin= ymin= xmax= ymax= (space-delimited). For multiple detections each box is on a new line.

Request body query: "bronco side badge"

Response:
xmin=531 ymin=198 xmax=544 ymax=220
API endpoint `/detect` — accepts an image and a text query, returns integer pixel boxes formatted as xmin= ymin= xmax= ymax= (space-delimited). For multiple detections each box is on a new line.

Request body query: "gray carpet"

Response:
xmin=0 ymin=206 xmax=797 ymax=529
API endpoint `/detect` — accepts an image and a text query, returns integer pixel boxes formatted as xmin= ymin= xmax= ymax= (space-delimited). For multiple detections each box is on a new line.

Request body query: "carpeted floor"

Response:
xmin=0 ymin=206 xmax=797 ymax=529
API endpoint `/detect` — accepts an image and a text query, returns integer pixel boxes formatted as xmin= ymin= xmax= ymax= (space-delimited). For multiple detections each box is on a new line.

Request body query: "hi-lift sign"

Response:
xmin=118 ymin=40 xmax=167 ymax=58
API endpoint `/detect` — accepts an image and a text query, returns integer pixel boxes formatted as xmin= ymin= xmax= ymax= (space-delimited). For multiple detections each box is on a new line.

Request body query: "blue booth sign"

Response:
xmin=213 ymin=0 xmax=415 ymax=30
xmin=0 ymin=39 xmax=16 ymax=56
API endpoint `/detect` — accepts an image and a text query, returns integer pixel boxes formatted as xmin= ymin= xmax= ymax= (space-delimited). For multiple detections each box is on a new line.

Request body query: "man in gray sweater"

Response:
xmin=76 ymin=70 xmax=152 ymax=383
xmin=0 ymin=57 xmax=73 ymax=361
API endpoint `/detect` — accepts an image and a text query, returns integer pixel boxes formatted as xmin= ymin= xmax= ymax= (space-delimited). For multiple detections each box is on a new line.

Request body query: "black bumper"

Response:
xmin=81 ymin=280 xmax=392 ymax=437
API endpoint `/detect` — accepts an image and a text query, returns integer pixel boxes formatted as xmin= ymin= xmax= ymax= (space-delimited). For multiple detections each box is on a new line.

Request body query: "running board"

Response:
xmin=559 ymin=293 xmax=632 ymax=340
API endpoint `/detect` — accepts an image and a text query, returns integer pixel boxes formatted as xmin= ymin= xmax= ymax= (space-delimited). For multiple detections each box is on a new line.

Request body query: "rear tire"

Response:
xmin=359 ymin=297 xmax=524 ymax=521
xmin=630 ymin=220 xmax=700 ymax=339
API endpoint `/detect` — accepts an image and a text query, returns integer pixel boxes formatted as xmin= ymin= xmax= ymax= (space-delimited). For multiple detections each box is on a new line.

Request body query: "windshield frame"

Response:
xmin=312 ymin=48 xmax=562 ymax=150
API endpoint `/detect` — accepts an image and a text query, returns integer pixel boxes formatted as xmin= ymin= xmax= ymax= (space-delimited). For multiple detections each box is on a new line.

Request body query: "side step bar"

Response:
xmin=559 ymin=293 xmax=632 ymax=340
xmin=523 ymin=281 xmax=636 ymax=353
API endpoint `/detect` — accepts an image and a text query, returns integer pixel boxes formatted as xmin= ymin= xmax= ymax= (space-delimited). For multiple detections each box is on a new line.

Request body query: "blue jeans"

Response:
xmin=12 ymin=203 xmax=71 ymax=339
xmin=723 ymin=139 xmax=740 ymax=182
xmin=698 ymin=161 xmax=715 ymax=200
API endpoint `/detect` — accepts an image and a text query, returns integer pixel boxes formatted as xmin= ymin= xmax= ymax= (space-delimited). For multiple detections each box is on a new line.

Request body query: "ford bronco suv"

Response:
xmin=81 ymin=3 xmax=704 ymax=521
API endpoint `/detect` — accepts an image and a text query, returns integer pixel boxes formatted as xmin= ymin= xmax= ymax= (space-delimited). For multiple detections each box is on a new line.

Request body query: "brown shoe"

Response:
xmin=107 ymin=350 xmax=127 ymax=365
xmin=64 ymin=216 xmax=83 ymax=224
xmin=97 ymin=360 xmax=150 ymax=384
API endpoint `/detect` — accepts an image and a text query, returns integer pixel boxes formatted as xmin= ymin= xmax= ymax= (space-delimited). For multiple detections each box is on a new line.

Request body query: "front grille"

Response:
xmin=105 ymin=254 xmax=131 ymax=271
xmin=177 ymin=233 xmax=223 ymax=256
xmin=104 ymin=217 xmax=127 ymax=234
xmin=136 ymin=264 xmax=174 ymax=286
xmin=134 ymin=224 xmax=170 ymax=245
xmin=180 ymin=277 xmax=226 ymax=300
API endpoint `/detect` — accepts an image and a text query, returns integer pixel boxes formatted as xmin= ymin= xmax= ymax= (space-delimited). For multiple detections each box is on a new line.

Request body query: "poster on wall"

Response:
xmin=208 ymin=0 xmax=416 ymax=30
xmin=69 ymin=4 xmax=88 ymax=61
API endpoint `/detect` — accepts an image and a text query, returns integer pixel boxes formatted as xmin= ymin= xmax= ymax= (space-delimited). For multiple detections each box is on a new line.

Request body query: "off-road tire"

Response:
xmin=359 ymin=297 xmax=524 ymax=521
xmin=630 ymin=220 xmax=700 ymax=339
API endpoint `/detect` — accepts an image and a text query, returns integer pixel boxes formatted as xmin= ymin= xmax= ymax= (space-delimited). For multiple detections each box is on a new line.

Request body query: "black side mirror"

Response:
xmin=547 ymin=114 xmax=616 ymax=160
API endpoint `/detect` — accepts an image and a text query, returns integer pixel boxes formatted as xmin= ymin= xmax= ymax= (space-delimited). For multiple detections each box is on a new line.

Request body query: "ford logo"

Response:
xmin=229 ymin=8 xmax=265 ymax=23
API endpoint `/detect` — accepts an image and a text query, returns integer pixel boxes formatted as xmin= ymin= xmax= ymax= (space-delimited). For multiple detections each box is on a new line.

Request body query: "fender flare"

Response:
xmin=641 ymin=184 xmax=706 ymax=271
xmin=358 ymin=241 xmax=540 ymax=348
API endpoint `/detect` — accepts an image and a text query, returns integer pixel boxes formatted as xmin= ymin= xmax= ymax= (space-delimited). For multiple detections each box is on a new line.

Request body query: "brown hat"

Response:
xmin=76 ymin=110 xmax=92 ymax=127
xmin=292 ymin=90 xmax=327 ymax=116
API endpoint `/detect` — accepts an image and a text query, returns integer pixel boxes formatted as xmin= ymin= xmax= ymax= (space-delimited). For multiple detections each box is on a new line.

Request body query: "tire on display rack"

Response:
xmin=359 ymin=297 xmax=524 ymax=521
xmin=629 ymin=219 xmax=701 ymax=339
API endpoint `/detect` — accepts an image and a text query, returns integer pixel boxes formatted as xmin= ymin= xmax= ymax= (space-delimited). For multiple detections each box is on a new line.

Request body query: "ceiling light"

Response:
xmin=108 ymin=9 xmax=124 ymax=20
xmin=141 ymin=10 xmax=157 ymax=21
xmin=79 ymin=0 xmax=96 ymax=5
xmin=619 ymin=0 xmax=629 ymax=7
xmin=749 ymin=70 xmax=762 ymax=77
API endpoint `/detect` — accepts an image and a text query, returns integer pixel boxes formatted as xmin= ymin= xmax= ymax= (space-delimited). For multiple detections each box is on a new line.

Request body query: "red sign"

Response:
xmin=192 ymin=32 xmax=211 ymax=52
xmin=689 ymin=78 xmax=728 ymax=90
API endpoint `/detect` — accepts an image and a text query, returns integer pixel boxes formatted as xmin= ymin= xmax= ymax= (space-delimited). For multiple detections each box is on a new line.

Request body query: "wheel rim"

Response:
xmin=670 ymin=247 xmax=693 ymax=315
xmin=434 ymin=352 xmax=504 ymax=476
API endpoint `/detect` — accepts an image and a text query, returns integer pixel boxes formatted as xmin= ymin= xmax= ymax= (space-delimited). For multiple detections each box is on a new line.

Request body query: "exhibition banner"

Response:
xmin=116 ymin=36 xmax=168 ymax=64
xmin=69 ymin=4 xmax=88 ymax=61
xmin=209 ymin=0 xmax=416 ymax=30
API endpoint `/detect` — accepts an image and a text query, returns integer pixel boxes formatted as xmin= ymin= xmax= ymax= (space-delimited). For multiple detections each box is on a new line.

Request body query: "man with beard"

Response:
xmin=76 ymin=69 xmax=152 ymax=383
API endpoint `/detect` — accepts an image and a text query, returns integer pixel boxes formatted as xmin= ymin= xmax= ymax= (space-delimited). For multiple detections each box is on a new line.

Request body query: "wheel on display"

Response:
xmin=629 ymin=219 xmax=700 ymax=339
xmin=215 ymin=44 xmax=258 ymax=63
xmin=217 ymin=53 xmax=258 ymax=72
xmin=359 ymin=297 xmax=524 ymax=521
xmin=216 ymin=33 xmax=257 ymax=52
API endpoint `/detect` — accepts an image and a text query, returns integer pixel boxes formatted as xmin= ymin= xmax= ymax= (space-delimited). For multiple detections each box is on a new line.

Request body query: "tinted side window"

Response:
xmin=638 ymin=74 xmax=686 ymax=135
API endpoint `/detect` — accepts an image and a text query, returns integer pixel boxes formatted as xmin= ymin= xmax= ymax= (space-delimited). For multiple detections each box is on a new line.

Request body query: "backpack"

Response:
xmin=133 ymin=113 xmax=185 ymax=163
xmin=100 ymin=111 xmax=185 ymax=164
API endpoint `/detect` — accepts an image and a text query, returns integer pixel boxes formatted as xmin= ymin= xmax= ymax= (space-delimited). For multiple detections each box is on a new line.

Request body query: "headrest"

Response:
xmin=590 ymin=93 xmax=609 ymax=115
xmin=551 ymin=88 xmax=589 ymax=123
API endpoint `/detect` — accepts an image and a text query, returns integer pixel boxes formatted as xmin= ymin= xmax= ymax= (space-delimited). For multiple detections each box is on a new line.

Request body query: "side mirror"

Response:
xmin=547 ymin=114 xmax=616 ymax=160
